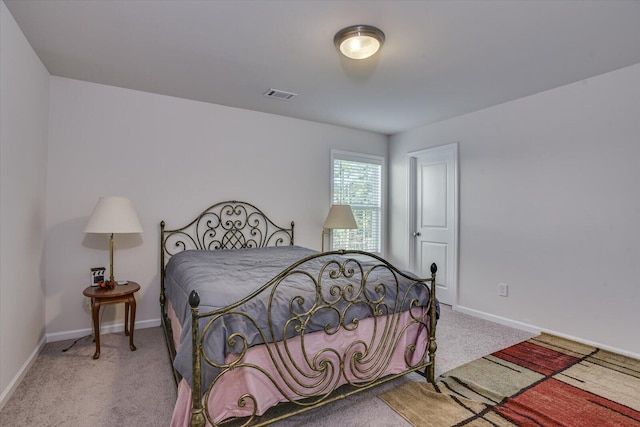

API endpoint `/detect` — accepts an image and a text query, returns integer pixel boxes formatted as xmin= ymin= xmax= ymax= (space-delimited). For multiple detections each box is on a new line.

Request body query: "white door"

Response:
xmin=409 ymin=143 xmax=458 ymax=306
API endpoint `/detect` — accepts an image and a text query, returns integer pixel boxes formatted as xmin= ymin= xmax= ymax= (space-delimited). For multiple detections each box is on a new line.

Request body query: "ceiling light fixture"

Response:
xmin=334 ymin=25 xmax=385 ymax=60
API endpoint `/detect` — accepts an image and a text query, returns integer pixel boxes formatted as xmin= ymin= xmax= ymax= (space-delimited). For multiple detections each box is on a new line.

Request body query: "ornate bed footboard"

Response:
xmin=187 ymin=251 xmax=437 ymax=427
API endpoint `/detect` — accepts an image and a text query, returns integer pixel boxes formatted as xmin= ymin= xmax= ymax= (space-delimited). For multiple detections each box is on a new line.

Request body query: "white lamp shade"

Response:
xmin=323 ymin=205 xmax=358 ymax=229
xmin=84 ymin=196 xmax=143 ymax=234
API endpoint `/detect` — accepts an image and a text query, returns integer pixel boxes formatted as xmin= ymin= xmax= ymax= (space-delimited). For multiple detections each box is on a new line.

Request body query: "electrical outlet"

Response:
xmin=498 ymin=283 xmax=509 ymax=297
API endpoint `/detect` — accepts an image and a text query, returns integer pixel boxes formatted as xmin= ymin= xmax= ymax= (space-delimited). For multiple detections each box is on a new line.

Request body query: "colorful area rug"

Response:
xmin=379 ymin=334 xmax=640 ymax=426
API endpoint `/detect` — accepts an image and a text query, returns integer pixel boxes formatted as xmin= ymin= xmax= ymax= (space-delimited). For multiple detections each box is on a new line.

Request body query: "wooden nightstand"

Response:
xmin=83 ymin=281 xmax=140 ymax=359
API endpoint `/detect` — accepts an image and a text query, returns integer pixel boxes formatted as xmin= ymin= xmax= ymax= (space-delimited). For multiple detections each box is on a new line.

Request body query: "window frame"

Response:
xmin=329 ymin=149 xmax=386 ymax=256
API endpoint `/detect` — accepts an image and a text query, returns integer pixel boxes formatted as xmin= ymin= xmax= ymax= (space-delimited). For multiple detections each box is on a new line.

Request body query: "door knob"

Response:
xmin=412 ymin=232 xmax=421 ymax=237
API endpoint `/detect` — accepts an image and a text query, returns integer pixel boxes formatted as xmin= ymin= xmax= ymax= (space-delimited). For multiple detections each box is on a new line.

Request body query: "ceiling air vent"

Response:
xmin=263 ymin=88 xmax=297 ymax=101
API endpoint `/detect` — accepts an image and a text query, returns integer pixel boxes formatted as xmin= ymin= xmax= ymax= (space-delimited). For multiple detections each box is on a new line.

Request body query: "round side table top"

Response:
xmin=83 ymin=281 xmax=140 ymax=298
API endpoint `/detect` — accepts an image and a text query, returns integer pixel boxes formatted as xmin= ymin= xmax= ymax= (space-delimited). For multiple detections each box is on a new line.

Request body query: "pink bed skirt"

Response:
xmin=168 ymin=302 xmax=430 ymax=426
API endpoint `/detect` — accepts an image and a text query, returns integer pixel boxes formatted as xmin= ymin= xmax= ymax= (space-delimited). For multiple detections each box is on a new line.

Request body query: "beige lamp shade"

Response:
xmin=323 ymin=204 xmax=357 ymax=230
xmin=84 ymin=196 xmax=142 ymax=284
xmin=84 ymin=196 xmax=143 ymax=234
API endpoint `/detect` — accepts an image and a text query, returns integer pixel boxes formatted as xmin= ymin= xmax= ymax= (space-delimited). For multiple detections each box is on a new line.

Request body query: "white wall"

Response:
xmin=46 ymin=77 xmax=387 ymax=338
xmin=389 ymin=63 xmax=640 ymax=356
xmin=0 ymin=1 xmax=49 ymax=406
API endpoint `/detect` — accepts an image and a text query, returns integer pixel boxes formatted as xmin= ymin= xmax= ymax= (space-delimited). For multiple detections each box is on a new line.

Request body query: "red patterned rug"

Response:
xmin=380 ymin=334 xmax=640 ymax=426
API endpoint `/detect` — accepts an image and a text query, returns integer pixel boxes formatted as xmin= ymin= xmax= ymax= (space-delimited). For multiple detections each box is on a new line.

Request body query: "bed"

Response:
xmin=160 ymin=201 xmax=438 ymax=426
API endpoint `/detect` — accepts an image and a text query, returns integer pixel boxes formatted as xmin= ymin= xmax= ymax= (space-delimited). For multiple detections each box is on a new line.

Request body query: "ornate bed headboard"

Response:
xmin=160 ymin=200 xmax=295 ymax=262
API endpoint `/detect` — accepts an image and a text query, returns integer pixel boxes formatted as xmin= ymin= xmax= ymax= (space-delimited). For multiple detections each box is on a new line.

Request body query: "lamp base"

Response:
xmin=321 ymin=228 xmax=331 ymax=252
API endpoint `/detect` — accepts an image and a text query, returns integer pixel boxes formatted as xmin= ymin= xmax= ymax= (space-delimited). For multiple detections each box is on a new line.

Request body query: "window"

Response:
xmin=330 ymin=150 xmax=384 ymax=253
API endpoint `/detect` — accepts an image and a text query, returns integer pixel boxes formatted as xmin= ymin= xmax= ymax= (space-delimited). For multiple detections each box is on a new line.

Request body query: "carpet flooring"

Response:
xmin=380 ymin=334 xmax=640 ymax=426
xmin=0 ymin=305 xmax=535 ymax=426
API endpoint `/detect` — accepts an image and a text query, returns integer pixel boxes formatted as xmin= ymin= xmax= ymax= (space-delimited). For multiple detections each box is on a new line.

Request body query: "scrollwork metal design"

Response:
xmin=161 ymin=201 xmax=294 ymax=257
xmin=190 ymin=251 xmax=436 ymax=427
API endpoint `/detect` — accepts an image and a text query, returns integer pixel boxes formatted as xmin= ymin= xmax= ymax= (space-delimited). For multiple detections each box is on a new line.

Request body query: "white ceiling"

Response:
xmin=5 ymin=0 xmax=640 ymax=135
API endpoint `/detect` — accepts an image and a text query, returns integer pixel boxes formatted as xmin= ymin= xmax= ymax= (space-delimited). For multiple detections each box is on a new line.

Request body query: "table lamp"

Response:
xmin=84 ymin=196 xmax=143 ymax=284
xmin=322 ymin=204 xmax=357 ymax=251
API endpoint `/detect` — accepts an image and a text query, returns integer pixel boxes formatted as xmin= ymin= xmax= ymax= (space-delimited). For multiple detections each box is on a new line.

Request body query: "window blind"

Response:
xmin=332 ymin=156 xmax=382 ymax=252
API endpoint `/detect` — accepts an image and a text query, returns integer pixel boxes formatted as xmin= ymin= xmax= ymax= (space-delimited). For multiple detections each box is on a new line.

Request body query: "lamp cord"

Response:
xmin=61 ymin=305 xmax=107 ymax=352
xmin=61 ymin=334 xmax=90 ymax=352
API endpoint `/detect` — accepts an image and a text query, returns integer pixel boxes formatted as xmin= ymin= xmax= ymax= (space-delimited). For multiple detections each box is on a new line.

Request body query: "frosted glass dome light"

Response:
xmin=334 ymin=25 xmax=385 ymax=60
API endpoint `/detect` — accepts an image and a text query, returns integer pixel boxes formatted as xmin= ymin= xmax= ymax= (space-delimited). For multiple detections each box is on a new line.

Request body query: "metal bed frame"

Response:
xmin=160 ymin=201 xmax=437 ymax=427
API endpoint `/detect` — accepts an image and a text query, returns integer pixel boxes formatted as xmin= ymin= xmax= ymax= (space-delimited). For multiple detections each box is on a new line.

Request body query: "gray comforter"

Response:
xmin=165 ymin=245 xmax=434 ymax=389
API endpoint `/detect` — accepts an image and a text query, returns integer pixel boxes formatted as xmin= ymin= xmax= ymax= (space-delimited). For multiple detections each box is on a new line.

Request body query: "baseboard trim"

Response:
xmin=45 ymin=318 xmax=161 ymax=343
xmin=534 ymin=328 xmax=640 ymax=360
xmin=0 ymin=335 xmax=46 ymax=411
xmin=454 ymin=305 xmax=541 ymax=334
xmin=455 ymin=305 xmax=640 ymax=360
